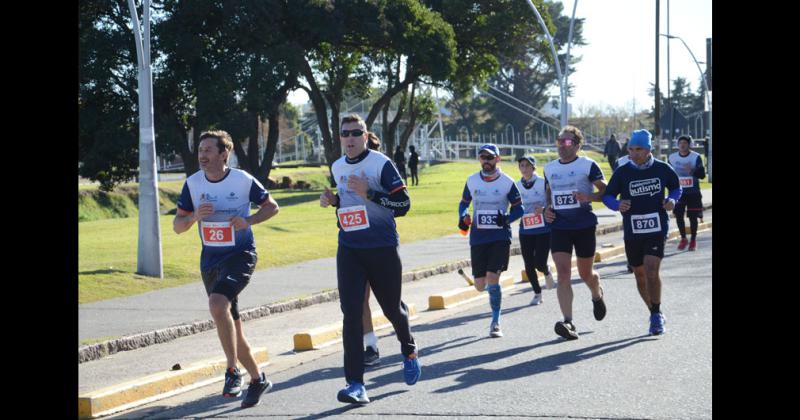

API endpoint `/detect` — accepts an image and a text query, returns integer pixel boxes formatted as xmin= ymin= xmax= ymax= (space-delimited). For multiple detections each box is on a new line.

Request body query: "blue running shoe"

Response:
xmin=222 ymin=367 xmax=242 ymax=397
xmin=403 ymin=353 xmax=422 ymax=385
xmin=649 ymin=312 xmax=666 ymax=335
xmin=241 ymin=372 xmax=273 ymax=408
xmin=337 ymin=382 xmax=369 ymax=404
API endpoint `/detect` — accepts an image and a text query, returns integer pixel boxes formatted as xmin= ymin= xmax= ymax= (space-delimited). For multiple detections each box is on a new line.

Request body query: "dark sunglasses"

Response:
xmin=340 ymin=129 xmax=365 ymax=138
xmin=479 ymin=154 xmax=496 ymax=161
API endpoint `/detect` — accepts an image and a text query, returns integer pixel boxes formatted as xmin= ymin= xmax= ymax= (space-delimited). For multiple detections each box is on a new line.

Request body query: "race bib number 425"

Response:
xmin=552 ymin=190 xmax=580 ymax=210
xmin=522 ymin=213 xmax=545 ymax=229
xmin=630 ymin=212 xmax=661 ymax=234
xmin=679 ymin=177 xmax=694 ymax=188
xmin=337 ymin=205 xmax=370 ymax=232
xmin=201 ymin=222 xmax=235 ymax=247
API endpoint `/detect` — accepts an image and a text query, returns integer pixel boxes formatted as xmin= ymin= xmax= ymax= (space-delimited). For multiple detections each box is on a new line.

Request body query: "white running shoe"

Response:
xmin=545 ymin=270 xmax=556 ymax=289
xmin=530 ymin=293 xmax=542 ymax=306
xmin=489 ymin=322 xmax=504 ymax=337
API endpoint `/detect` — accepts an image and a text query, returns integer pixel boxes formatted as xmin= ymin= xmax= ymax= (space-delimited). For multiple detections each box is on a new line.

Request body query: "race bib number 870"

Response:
xmin=201 ymin=222 xmax=235 ymax=247
xmin=337 ymin=205 xmax=370 ymax=232
xmin=630 ymin=212 xmax=661 ymax=234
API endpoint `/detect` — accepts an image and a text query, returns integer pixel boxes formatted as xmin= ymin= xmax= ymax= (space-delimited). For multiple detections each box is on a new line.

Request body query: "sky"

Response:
xmin=287 ymin=0 xmax=712 ymax=115
xmin=565 ymin=0 xmax=712 ymax=115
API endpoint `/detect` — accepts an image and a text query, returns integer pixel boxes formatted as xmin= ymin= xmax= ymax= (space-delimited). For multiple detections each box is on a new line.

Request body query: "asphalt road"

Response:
xmin=109 ymin=229 xmax=712 ymax=419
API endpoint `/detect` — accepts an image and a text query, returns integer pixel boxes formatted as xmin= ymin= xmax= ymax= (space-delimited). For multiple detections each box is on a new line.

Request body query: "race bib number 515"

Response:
xmin=337 ymin=205 xmax=370 ymax=232
xmin=201 ymin=222 xmax=235 ymax=247
xmin=522 ymin=213 xmax=545 ymax=229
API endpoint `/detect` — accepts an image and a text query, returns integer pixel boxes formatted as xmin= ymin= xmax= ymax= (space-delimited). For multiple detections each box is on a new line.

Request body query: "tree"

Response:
xmin=485 ymin=0 xmax=585 ymax=134
xmin=295 ymin=0 xmax=457 ymax=172
xmin=79 ymin=0 xmax=147 ymax=191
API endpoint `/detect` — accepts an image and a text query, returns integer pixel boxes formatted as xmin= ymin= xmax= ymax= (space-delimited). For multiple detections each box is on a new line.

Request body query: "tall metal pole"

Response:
xmin=525 ymin=0 xmax=568 ymax=128
xmin=128 ymin=0 xmax=163 ymax=278
xmin=667 ymin=0 xmax=674 ymax=151
xmin=654 ymin=0 xmax=661 ymax=138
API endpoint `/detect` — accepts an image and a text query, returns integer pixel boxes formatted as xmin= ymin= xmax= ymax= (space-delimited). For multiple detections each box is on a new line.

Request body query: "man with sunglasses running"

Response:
xmin=320 ymin=114 xmax=421 ymax=405
xmin=458 ymin=144 xmax=524 ymax=338
xmin=543 ymin=126 xmax=608 ymax=340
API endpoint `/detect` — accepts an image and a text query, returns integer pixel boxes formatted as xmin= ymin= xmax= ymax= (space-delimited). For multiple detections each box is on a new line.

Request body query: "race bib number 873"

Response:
xmin=337 ymin=205 xmax=370 ymax=232
xmin=552 ymin=190 xmax=580 ymax=209
xmin=201 ymin=222 xmax=235 ymax=247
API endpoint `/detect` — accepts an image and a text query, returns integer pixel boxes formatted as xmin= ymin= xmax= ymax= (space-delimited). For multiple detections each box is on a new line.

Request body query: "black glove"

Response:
xmin=496 ymin=210 xmax=509 ymax=228
xmin=458 ymin=215 xmax=471 ymax=231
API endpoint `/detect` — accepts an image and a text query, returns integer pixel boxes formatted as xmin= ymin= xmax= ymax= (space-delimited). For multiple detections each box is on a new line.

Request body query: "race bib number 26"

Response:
xmin=201 ymin=222 xmax=235 ymax=247
xmin=337 ymin=205 xmax=370 ymax=232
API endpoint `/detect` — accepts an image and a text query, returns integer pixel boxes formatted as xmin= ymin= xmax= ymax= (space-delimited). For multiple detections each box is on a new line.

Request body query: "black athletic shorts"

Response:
xmin=550 ymin=226 xmax=596 ymax=258
xmin=624 ymin=235 xmax=665 ymax=267
xmin=674 ymin=193 xmax=703 ymax=218
xmin=471 ymin=240 xmax=511 ymax=278
xmin=201 ymin=249 xmax=257 ymax=320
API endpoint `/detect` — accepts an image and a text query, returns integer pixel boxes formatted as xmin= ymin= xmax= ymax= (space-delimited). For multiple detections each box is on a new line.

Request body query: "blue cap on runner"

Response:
xmin=479 ymin=144 xmax=500 ymax=156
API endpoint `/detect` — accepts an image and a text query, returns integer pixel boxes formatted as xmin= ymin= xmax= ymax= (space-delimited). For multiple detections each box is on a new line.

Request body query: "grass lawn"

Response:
xmin=79 ymin=150 xmax=710 ymax=303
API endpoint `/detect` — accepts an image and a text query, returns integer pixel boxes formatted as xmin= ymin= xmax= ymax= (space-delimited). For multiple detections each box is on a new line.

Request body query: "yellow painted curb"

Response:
xmin=428 ymin=274 xmax=515 ymax=310
xmin=593 ymin=222 xmax=712 ymax=263
xmin=293 ymin=304 xmax=418 ymax=351
xmin=78 ymin=348 xmax=269 ymax=419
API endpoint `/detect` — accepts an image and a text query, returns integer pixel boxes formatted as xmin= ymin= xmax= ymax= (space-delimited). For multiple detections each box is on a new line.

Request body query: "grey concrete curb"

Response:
xmin=79 ymin=203 xmax=711 ymax=363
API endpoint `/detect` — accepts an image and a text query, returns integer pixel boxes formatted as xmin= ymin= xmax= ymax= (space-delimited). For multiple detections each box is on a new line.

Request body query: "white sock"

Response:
xmin=364 ymin=332 xmax=378 ymax=350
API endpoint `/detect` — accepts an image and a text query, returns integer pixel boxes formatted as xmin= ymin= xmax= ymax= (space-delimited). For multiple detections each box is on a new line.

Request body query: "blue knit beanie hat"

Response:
xmin=629 ymin=129 xmax=652 ymax=149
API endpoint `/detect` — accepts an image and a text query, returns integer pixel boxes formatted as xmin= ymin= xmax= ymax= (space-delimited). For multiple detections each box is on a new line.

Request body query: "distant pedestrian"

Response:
xmin=408 ymin=145 xmax=420 ymax=186
xmin=394 ymin=145 xmax=407 ymax=183
xmin=603 ymin=134 xmax=622 ymax=170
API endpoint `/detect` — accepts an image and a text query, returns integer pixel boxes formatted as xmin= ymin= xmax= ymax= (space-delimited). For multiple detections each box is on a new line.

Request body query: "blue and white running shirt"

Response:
xmin=461 ymin=169 xmax=523 ymax=246
xmin=516 ymin=175 xmax=550 ymax=235
xmin=177 ymin=168 xmax=269 ymax=271
xmin=543 ymin=156 xmax=604 ymax=230
xmin=331 ymin=149 xmax=405 ymax=248
xmin=668 ymin=151 xmax=704 ymax=195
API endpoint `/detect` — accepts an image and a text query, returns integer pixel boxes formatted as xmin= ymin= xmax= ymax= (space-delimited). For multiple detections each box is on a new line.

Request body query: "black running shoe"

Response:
xmin=592 ymin=284 xmax=606 ymax=321
xmin=554 ymin=321 xmax=579 ymax=340
xmin=222 ymin=367 xmax=243 ymax=397
xmin=241 ymin=372 xmax=273 ymax=408
xmin=363 ymin=346 xmax=380 ymax=366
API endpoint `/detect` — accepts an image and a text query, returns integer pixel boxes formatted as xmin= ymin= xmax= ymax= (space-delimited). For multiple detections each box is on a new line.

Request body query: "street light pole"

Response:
xmin=661 ymin=34 xmax=712 ymax=182
xmin=525 ymin=0 xmax=577 ymax=128
xmin=128 ymin=0 xmax=163 ymax=278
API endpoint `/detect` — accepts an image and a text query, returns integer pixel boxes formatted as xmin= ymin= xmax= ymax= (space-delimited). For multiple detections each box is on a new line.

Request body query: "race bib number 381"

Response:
xmin=679 ymin=176 xmax=694 ymax=188
xmin=337 ymin=205 xmax=370 ymax=232
xmin=201 ymin=222 xmax=235 ymax=247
